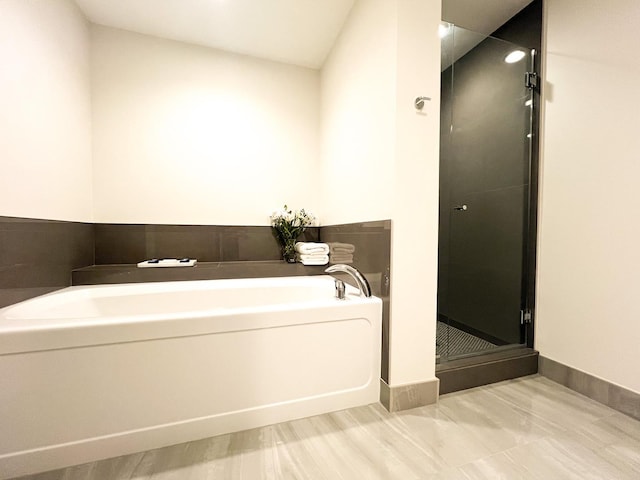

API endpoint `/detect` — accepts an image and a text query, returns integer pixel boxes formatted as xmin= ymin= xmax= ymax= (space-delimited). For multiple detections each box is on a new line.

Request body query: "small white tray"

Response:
xmin=137 ymin=259 xmax=197 ymax=268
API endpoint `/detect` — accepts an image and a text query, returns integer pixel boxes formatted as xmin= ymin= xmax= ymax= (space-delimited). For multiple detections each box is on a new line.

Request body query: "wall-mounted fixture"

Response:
xmin=414 ymin=96 xmax=431 ymax=111
xmin=505 ymin=50 xmax=526 ymax=63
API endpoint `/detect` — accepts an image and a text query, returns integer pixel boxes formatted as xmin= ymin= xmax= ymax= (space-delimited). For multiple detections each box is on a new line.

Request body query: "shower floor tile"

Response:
xmin=436 ymin=320 xmax=496 ymax=358
xmin=12 ymin=375 xmax=640 ymax=480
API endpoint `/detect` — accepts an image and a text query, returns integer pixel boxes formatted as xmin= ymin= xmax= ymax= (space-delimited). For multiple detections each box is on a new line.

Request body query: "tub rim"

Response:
xmin=0 ymin=275 xmax=381 ymax=355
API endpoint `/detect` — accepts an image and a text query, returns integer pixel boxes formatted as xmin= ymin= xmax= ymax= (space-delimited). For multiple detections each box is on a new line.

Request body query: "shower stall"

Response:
xmin=437 ymin=22 xmax=537 ymax=365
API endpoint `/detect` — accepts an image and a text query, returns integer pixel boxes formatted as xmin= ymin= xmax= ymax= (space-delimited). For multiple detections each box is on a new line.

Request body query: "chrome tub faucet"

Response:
xmin=324 ymin=264 xmax=372 ymax=298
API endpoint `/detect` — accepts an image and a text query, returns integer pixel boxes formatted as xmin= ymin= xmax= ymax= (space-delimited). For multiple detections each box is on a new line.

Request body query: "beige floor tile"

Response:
xmin=436 ymin=386 xmax=565 ymax=454
xmin=504 ymin=428 xmax=637 ymax=480
xmin=458 ymin=452 xmax=531 ymax=479
xmin=484 ymin=375 xmax=615 ymax=430
xmin=13 ymin=376 xmax=640 ymax=480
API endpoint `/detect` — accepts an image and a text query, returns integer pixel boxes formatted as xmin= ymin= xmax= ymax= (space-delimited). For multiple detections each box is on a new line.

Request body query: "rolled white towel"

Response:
xmin=329 ymin=242 xmax=356 ymax=254
xmin=299 ymin=254 xmax=329 ymax=266
xmin=295 ymin=242 xmax=329 ymax=255
xmin=330 ymin=254 xmax=353 ymax=264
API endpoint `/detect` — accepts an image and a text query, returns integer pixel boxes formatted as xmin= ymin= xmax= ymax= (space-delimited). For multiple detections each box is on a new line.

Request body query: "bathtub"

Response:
xmin=0 ymin=275 xmax=382 ymax=479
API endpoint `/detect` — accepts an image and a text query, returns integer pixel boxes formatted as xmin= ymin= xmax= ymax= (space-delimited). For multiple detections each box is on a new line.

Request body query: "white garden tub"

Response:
xmin=0 ymin=275 xmax=382 ymax=479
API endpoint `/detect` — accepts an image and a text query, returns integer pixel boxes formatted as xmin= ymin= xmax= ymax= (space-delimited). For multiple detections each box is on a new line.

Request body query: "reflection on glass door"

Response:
xmin=437 ymin=23 xmax=534 ymax=362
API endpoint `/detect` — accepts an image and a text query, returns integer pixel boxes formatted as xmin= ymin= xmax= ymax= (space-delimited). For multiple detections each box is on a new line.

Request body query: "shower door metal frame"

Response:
xmin=522 ymin=47 xmax=541 ymax=350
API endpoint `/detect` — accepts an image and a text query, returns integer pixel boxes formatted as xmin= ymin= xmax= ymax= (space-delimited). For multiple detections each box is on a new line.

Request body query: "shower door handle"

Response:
xmin=453 ymin=204 xmax=468 ymax=211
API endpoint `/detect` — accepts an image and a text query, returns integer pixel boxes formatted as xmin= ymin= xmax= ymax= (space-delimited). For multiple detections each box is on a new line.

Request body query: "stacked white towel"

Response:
xmin=329 ymin=242 xmax=355 ymax=264
xmin=295 ymin=242 xmax=329 ymax=255
xmin=297 ymin=253 xmax=329 ymax=265
xmin=295 ymin=242 xmax=329 ymax=265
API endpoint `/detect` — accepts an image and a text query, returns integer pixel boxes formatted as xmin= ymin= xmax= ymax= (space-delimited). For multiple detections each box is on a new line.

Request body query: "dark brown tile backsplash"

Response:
xmin=93 ymin=224 xmax=146 ymax=264
xmin=94 ymin=224 xmax=320 ymax=264
xmin=72 ymin=261 xmax=328 ymax=286
xmin=0 ymin=216 xmax=94 ymax=308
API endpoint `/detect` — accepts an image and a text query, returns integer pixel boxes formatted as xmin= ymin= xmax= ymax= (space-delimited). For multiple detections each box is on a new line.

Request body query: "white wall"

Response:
xmin=388 ymin=0 xmax=440 ymax=386
xmin=320 ymin=0 xmax=397 ymax=224
xmin=537 ymin=0 xmax=640 ymax=394
xmin=91 ymin=26 xmax=320 ymax=225
xmin=0 ymin=0 xmax=93 ymax=222
xmin=321 ymin=0 xmax=441 ymax=387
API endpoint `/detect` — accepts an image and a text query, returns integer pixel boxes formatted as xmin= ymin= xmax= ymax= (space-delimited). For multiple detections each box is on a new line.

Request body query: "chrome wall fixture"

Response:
xmin=414 ymin=96 xmax=431 ymax=111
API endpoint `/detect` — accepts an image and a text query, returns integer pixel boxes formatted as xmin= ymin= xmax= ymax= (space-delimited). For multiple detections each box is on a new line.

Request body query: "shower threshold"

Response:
xmin=436 ymin=346 xmax=538 ymax=394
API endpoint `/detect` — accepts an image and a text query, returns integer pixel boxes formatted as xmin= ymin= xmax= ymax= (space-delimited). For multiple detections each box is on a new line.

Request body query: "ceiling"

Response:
xmin=74 ymin=0 xmax=532 ymax=70
xmin=74 ymin=0 xmax=355 ymax=69
xmin=441 ymin=0 xmax=534 ymax=70
xmin=442 ymin=0 xmax=534 ymax=36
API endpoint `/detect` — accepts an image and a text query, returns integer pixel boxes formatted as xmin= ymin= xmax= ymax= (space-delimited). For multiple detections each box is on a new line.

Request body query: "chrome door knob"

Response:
xmin=453 ymin=204 xmax=468 ymax=211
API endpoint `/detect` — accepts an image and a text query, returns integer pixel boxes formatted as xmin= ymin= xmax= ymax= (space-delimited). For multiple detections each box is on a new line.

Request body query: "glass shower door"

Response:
xmin=438 ymin=24 xmax=534 ymax=361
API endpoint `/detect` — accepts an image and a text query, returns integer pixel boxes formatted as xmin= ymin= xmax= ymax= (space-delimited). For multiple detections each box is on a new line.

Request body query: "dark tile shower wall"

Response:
xmin=438 ymin=3 xmax=542 ymax=347
xmin=491 ymin=0 xmax=542 ymax=51
xmin=0 ymin=216 xmax=94 ymax=308
xmin=440 ymin=40 xmax=528 ymax=345
xmin=319 ymin=220 xmax=391 ymax=382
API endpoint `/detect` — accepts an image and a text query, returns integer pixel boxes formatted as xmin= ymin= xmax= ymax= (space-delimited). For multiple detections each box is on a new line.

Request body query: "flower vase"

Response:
xmin=282 ymin=238 xmax=297 ymax=263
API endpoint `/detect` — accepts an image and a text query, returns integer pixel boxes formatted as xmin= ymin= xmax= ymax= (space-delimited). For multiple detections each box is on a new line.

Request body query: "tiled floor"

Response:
xmin=16 ymin=375 xmax=640 ymax=479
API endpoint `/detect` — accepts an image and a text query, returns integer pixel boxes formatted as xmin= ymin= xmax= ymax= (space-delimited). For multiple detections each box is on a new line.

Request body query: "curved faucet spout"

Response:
xmin=324 ymin=264 xmax=372 ymax=298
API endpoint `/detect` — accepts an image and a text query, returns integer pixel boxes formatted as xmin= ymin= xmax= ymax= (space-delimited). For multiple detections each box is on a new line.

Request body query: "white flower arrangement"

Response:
xmin=270 ymin=205 xmax=316 ymax=261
